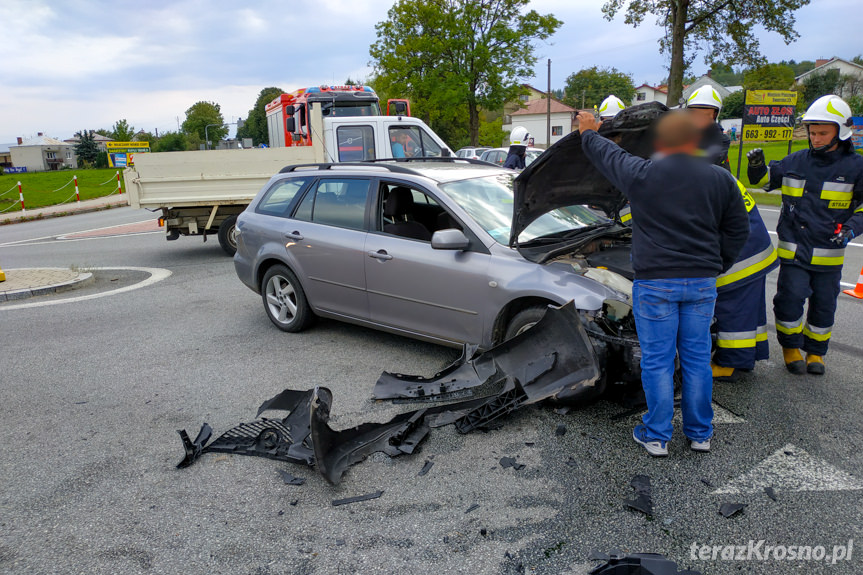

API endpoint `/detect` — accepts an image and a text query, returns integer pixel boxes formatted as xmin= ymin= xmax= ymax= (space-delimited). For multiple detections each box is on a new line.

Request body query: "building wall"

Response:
xmin=504 ymin=111 xmax=573 ymax=148
xmin=10 ymin=145 xmax=77 ymax=172
xmin=633 ymin=87 xmax=667 ymax=106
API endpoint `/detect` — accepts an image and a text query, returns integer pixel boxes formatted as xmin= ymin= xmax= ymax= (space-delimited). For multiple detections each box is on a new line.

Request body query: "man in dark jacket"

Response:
xmin=577 ymin=110 xmax=749 ymax=457
xmin=504 ymin=126 xmax=530 ymax=170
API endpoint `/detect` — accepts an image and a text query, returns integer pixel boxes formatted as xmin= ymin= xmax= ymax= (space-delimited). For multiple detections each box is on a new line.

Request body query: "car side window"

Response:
xmin=378 ymin=182 xmax=461 ymax=241
xmin=337 ymin=126 xmax=375 ymax=162
xmin=388 ymin=126 xmax=443 ymax=158
xmin=293 ymin=178 xmax=370 ymax=230
xmin=256 ymin=178 xmax=309 ymax=217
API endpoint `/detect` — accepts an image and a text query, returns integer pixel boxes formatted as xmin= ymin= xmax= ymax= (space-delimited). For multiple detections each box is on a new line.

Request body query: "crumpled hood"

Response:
xmin=509 ymin=101 xmax=669 ymax=246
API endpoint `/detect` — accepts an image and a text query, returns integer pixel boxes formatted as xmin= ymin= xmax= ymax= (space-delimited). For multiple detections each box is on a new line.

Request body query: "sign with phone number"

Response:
xmin=742 ymin=126 xmax=794 ymax=141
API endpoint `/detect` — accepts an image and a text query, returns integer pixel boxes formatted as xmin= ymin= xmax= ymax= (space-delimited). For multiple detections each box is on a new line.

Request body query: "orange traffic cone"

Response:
xmin=844 ymin=266 xmax=863 ymax=299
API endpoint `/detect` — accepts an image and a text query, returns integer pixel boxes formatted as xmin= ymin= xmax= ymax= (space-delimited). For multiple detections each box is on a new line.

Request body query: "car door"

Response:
xmin=364 ymin=181 xmax=492 ymax=345
xmin=282 ymin=177 xmax=372 ymax=320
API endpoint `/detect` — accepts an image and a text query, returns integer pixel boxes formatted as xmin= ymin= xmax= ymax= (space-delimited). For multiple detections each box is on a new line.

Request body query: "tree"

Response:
xmin=111 ymin=119 xmax=135 ymax=142
xmin=718 ymin=90 xmax=744 ymax=119
xmin=478 ymin=116 xmax=507 ymax=147
xmin=562 ymin=66 xmax=635 ymax=109
xmin=601 ymin=0 xmax=810 ymax=106
xmin=153 ymin=131 xmax=189 ymax=152
xmin=852 ymin=55 xmax=863 ymax=66
xmin=236 ymin=87 xmax=284 ymax=146
xmin=799 ymin=69 xmax=840 ymax=108
xmin=74 ymin=130 xmax=99 ymax=166
xmin=709 ymin=62 xmax=743 ymax=86
xmin=743 ymin=63 xmax=795 ymax=91
xmin=370 ymin=0 xmax=561 ymax=145
xmin=182 ymin=101 xmax=227 ymax=144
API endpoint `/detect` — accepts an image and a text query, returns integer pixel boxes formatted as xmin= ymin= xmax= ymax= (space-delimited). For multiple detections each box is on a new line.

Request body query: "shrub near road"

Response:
xmin=0 ymin=168 xmax=123 ymax=213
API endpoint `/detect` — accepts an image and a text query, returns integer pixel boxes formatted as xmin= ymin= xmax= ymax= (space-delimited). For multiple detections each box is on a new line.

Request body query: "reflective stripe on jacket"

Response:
xmin=716 ymin=180 xmax=778 ymax=291
xmin=767 ymin=148 xmax=863 ymax=270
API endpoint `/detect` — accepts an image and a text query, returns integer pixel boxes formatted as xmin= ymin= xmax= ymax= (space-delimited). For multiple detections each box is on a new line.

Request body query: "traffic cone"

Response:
xmin=843 ymin=266 xmax=863 ymax=299
xmin=0 ymin=264 xmax=5 ymax=282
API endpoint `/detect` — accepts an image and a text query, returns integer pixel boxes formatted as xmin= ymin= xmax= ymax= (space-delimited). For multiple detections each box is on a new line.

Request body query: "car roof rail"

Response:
xmin=361 ymin=157 xmax=493 ymax=166
xmin=279 ymin=162 xmax=420 ymax=175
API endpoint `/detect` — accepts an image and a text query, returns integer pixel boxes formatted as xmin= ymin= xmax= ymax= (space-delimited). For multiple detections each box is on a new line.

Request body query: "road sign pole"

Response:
xmin=736 ymin=91 xmax=747 ymax=181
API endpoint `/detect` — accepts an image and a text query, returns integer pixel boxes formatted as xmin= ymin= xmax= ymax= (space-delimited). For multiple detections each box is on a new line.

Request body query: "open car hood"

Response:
xmin=509 ymin=101 xmax=668 ymax=246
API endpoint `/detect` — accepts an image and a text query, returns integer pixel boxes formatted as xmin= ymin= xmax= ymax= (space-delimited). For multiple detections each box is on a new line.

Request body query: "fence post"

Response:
xmin=116 ymin=171 xmax=122 ymax=194
xmin=18 ymin=181 xmax=25 ymax=213
xmin=75 ymin=175 xmax=80 ymax=203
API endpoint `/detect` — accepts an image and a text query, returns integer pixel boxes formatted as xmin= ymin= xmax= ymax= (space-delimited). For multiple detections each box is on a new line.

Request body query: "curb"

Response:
xmin=0 ymin=198 xmax=128 ymax=226
xmin=0 ymin=270 xmax=95 ymax=302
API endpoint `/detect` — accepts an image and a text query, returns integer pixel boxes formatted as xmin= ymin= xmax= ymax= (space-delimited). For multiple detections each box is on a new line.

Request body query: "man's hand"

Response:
xmin=746 ymin=148 xmax=765 ymax=168
xmin=831 ymin=227 xmax=855 ymax=247
xmin=577 ymin=111 xmax=601 ymax=134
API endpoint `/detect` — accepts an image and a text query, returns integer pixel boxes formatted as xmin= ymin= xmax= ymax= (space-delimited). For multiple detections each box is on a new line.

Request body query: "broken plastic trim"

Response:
xmin=374 ymin=301 xmax=601 ymax=406
xmin=589 ymin=551 xmax=701 ymax=575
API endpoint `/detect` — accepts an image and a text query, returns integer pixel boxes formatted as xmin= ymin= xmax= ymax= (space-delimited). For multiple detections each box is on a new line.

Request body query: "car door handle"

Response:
xmin=368 ymin=249 xmax=393 ymax=261
xmin=284 ymin=231 xmax=303 ymax=241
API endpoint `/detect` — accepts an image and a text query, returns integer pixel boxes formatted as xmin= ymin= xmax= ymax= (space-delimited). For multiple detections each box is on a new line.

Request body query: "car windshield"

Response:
xmin=525 ymin=150 xmax=542 ymax=166
xmin=440 ymin=174 xmax=608 ymax=244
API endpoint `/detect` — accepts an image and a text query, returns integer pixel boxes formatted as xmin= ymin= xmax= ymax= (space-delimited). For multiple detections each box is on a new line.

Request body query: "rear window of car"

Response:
xmin=293 ymin=178 xmax=370 ymax=230
xmin=256 ymin=178 xmax=309 ymax=217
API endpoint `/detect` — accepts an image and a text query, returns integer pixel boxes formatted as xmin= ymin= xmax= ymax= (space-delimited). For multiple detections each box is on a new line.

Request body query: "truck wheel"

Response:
xmin=261 ymin=265 xmax=314 ymax=332
xmin=504 ymin=305 xmax=548 ymax=341
xmin=218 ymin=215 xmax=239 ymax=256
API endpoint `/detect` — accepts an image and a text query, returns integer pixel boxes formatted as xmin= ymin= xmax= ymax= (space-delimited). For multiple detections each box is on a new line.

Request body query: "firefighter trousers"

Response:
xmin=773 ymin=263 xmax=841 ymax=356
xmin=713 ymin=277 xmax=769 ymax=370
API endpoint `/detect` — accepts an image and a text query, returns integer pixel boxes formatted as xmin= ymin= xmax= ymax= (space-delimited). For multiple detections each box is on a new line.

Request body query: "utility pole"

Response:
xmin=546 ymin=58 xmax=551 ymax=149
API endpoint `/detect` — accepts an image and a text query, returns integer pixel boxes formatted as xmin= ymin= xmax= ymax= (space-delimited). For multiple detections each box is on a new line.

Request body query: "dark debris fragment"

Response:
xmin=565 ymin=457 xmax=579 ymax=468
xmin=277 ymin=470 xmax=306 ymax=486
xmin=555 ymin=424 xmax=567 ymax=436
xmin=764 ymin=486 xmax=777 ymax=501
xmin=718 ymin=502 xmax=747 ymax=518
xmin=588 ymin=549 xmax=701 ymax=574
xmin=332 ymin=491 xmax=384 ymax=507
xmin=418 ymin=460 xmax=434 ymax=477
xmin=465 ymin=503 xmax=480 ymax=514
xmin=499 ymin=456 xmax=525 ymax=471
xmin=623 ymin=474 xmax=653 ymax=516
xmin=699 ymin=478 xmax=713 ymax=488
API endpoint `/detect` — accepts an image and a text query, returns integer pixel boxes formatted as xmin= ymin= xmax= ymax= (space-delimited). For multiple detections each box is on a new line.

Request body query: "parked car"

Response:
xmin=455 ymin=147 xmax=491 ymax=160
xmin=479 ymin=147 xmax=544 ymax=167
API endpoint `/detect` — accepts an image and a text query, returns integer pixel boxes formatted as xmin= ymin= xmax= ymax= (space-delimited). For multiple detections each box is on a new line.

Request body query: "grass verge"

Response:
xmin=0 ymin=168 xmax=123 ymax=213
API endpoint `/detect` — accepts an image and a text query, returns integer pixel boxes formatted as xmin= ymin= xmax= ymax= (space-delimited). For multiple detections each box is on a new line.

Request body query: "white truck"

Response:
xmin=124 ymin=101 xmax=452 ymax=255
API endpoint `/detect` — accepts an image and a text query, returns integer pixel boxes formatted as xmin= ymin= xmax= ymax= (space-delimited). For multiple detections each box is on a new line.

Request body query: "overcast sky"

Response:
xmin=2 ymin=0 xmax=860 ymax=143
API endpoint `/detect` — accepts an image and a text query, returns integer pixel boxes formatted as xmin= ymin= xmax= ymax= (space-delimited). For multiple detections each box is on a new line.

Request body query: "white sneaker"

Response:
xmin=690 ymin=438 xmax=711 ymax=452
xmin=632 ymin=427 xmax=668 ymax=457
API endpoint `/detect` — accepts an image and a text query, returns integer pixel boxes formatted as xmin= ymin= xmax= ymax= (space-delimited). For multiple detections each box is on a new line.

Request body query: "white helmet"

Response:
xmin=802 ymin=95 xmax=853 ymax=140
xmin=510 ymin=126 xmax=530 ymax=146
xmin=686 ymin=86 xmax=723 ymax=114
xmin=599 ymin=95 xmax=626 ymax=119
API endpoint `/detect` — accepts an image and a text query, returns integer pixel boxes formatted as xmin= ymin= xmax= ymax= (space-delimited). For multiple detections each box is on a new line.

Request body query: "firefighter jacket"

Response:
xmin=716 ymin=180 xmax=779 ymax=293
xmin=765 ymin=147 xmax=863 ymax=271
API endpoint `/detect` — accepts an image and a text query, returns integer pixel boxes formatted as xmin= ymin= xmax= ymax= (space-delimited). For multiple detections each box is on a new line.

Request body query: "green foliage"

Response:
xmin=94 ymin=151 xmax=109 ymax=169
xmin=236 ymin=87 xmax=285 ymax=146
xmin=153 ymin=131 xmax=189 ymax=152
xmin=370 ymin=0 xmax=561 ymax=146
xmin=182 ymin=101 xmax=227 ymax=143
xmin=478 ymin=117 xmax=507 ymax=147
xmin=602 ymin=0 xmax=810 ymax=104
xmin=799 ymin=68 xmax=840 ymax=107
xmin=74 ymin=130 xmax=100 ymax=166
xmin=710 ymin=63 xmax=743 ymax=86
xmin=778 ymin=59 xmax=815 ymax=76
xmin=563 ymin=66 xmax=635 ymax=109
xmin=846 ymin=95 xmax=863 ymax=116
xmin=110 ymin=119 xmax=135 ymax=142
xmin=852 ymin=55 xmax=863 ymax=66
xmin=743 ymin=63 xmax=795 ymax=91
xmin=94 ymin=128 xmax=112 ymax=138
xmin=719 ymin=91 xmax=745 ymax=119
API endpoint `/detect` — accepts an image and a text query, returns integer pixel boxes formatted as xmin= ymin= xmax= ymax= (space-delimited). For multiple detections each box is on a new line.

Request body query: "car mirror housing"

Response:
xmin=431 ymin=229 xmax=470 ymax=250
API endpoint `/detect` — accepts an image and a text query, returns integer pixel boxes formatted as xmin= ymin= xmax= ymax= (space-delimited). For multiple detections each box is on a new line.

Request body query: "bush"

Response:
xmin=95 ymin=151 xmax=109 ymax=169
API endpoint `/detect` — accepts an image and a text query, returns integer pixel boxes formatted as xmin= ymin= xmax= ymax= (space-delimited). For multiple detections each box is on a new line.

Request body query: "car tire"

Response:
xmin=218 ymin=215 xmax=239 ymax=256
xmin=504 ymin=305 xmax=548 ymax=341
xmin=261 ymin=265 xmax=314 ymax=332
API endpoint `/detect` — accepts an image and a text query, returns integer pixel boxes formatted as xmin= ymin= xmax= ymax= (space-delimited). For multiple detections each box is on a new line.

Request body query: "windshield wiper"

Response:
xmin=519 ymin=222 xmax=614 ymax=246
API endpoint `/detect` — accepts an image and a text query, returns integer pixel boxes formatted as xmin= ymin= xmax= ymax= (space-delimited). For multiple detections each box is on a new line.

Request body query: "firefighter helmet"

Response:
xmin=510 ymin=126 xmax=531 ymax=146
xmin=598 ymin=95 xmax=626 ymax=119
xmin=802 ymin=95 xmax=853 ymax=141
xmin=686 ymin=86 xmax=723 ymax=112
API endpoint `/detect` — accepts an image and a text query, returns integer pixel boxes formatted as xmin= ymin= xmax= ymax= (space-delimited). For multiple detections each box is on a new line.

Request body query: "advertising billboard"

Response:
xmin=106 ymin=141 xmax=150 ymax=168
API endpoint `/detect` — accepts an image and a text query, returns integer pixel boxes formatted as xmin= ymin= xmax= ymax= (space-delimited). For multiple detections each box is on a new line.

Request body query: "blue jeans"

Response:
xmin=633 ymin=278 xmax=717 ymax=443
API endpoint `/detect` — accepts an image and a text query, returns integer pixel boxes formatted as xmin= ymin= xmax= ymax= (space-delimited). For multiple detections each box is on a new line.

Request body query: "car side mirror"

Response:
xmin=285 ymin=117 xmax=296 ymax=133
xmin=441 ymin=148 xmax=451 ymax=157
xmin=431 ymin=229 xmax=469 ymax=250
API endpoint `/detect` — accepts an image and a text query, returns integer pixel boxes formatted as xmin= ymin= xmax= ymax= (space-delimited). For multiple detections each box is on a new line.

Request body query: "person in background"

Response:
xmin=747 ymin=94 xmax=863 ymax=375
xmin=599 ymin=95 xmax=626 ymax=120
xmin=576 ymin=109 xmax=749 ymax=457
xmin=730 ymin=125 xmax=737 ymax=142
xmin=504 ymin=126 xmax=530 ymax=170
xmin=686 ymin=86 xmax=731 ymax=169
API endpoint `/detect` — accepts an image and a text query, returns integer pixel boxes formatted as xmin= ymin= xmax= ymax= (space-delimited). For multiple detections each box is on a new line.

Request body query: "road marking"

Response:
xmin=0 ymin=219 xmax=156 ymax=247
xmin=759 ymin=207 xmax=780 ymax=213
xmin=0 ymin=267 xmax=171 ymax=310
xmin=713 ymin=443 xmax=863 ymax=495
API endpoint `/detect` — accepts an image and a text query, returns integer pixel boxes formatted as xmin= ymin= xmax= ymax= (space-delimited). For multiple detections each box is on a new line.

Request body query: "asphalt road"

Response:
xmin=1 ymin=206 xmax=862 ymax=575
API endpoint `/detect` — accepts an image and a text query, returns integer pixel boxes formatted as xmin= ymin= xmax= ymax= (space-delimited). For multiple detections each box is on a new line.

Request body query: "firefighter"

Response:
xmin=747 ymin=95 xmax=863 ymax=375
xmin=599 ymin=95 xmax=626 ymax=120
xmin=686 ymin=86 xmax=731 ymax=169
xmin=504 ymin=126 xmax=530 ymax=170
xmin=711 ymin=179 xmax=779 ymax=380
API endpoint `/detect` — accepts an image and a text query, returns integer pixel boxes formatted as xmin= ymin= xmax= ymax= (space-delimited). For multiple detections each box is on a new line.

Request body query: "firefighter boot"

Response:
xmin=783 ymin=348 xmax=806 ymax=375
xmin=711 ymin=362 xmax=739 ymax=382
xmin=806 ymin=354 xmax=826 ymax=376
